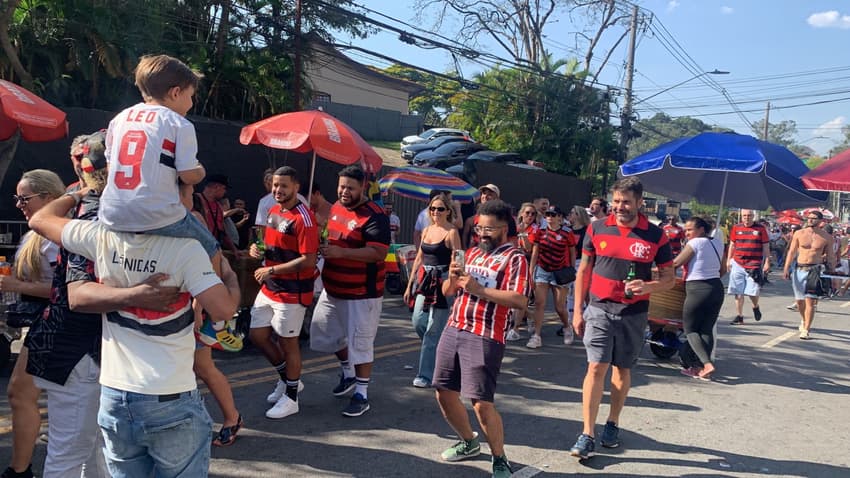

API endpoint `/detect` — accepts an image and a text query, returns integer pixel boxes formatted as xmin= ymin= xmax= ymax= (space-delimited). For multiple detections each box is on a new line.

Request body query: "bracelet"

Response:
xmin=62 ymin=191 xmax=83 ymax=207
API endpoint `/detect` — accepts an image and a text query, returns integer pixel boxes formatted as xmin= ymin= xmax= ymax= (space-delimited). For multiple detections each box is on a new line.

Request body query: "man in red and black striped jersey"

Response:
xmin=248 ymin=166 xmax=318 ymax=420
xmin=569 ymin=177 xmax=675 ymax=460
xmin=309 ymin=165 xmax=390 ymax=417
xmin=662 ymin=215 xmax=685 ymax=258
xmin=434 ymin=200 xmax=528 ymax=475
xmin=726 ymin=209 xmax=770 ymax=325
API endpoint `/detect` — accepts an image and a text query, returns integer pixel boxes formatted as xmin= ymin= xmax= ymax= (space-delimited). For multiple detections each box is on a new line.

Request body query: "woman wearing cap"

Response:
xmin=526 ymin=206 xmax=576 ymax=349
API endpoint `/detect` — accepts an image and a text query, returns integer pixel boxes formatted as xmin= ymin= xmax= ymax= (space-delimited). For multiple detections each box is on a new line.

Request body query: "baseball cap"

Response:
xmin=544 ymin=205 xmax=565 ymax=216
xmin=206 ymin=173 xmax=230 ymax=188
xmin=79 ymin=131 xmax=107 ymax=173
xmin=479 ymin=183 xmax=500 ymax=197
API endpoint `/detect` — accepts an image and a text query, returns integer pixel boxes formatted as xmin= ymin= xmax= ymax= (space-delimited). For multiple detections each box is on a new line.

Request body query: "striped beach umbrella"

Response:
xmin=379 ymin=166 xmax=480 ymax=203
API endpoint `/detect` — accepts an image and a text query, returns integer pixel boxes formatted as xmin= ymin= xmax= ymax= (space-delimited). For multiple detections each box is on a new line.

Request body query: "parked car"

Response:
xmin=445 ymin=151 xmax=544 ymax=183
xmin=400 ymin=128 xmax=471 ymax=147
xmin=413 ymin=142 xmax=488 ymax=169
xmin=401 ymin=136 xmax=473 ymax=161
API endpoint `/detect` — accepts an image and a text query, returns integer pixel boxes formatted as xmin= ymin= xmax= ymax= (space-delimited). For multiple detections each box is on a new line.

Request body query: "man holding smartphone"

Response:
xmin=432 ymin=200 xmax=529 ymax=478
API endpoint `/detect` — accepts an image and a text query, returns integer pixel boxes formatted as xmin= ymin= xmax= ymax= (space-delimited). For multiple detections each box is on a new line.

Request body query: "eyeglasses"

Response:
xmin=474 ymin=225 xmax=506 ymax=234
xmin=429 ymin=206 xmax=447 ymax=212
xmin=544 ymin=212 xmax=559 ymax=217
xmin=522 ymin=211 xmax=537 ymax=216
xmin=13 ymin=193 xmax=41 ymax=205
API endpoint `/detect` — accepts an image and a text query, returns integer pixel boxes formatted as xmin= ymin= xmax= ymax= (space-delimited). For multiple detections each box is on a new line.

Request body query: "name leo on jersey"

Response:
xmin=124 ymin=108 xmax=158 ymax=123
xmin=111 ymin=252 xmax=157 ymax=273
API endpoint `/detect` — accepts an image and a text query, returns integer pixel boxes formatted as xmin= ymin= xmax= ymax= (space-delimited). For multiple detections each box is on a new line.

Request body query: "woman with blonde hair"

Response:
xmin=566 ymin=205 xmax=592 ymax=322
xmin=404 ymin=192 xmax=461 ymax=388
xmin=507 ymin=202 xmax=539 ymax=341
xmin=2 ymin=169 xmax=64 ymax=478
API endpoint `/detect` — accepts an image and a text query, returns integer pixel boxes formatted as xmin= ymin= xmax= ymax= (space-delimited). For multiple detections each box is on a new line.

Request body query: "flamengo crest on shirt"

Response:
xmin=629 ymin=241 xmax=652 ymax=260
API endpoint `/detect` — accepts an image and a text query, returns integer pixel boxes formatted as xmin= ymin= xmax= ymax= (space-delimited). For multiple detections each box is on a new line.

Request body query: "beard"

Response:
xmin=340 ymin=191 xmax=361 ymax=207
xmin=478 ymin=234 xmax=505 ymax=252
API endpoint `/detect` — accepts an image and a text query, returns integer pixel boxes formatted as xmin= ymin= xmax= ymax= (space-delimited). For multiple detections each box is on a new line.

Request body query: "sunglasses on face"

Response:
xmin=474 ymin=225 xmax=505 ymax=234
xmin=13 ymin=193 xmax=41 ymax=205
xmin=544 ymin=212 xmax=559 ymax=217
xmin=429 ymin=206 xmax=447 ymax=212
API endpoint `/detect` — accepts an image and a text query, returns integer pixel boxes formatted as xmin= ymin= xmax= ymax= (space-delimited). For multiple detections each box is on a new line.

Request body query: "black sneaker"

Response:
xmin=753 ymin=307 xmax=762 ymax=322
xmin=730 ymin=316 xmax=744 ymax=325
xmin=600 ymin=421 xmax=620 ymax=448
xmin=332 ymin=375 xmax=356 ymax=397
xmin=556 ymin=326 xmax=565 ymax=336
xmin=569 ymin=433 xmax=595 ymax=460
xmin=342 ymin=393 xmax=370 ymax=417
xmin=1 ymin=466 xmax=34 ymax=478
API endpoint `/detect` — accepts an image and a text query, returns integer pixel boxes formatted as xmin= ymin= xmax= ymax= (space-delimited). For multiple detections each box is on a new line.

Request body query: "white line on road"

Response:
xmin=761 ymin=331 xmax=796 ymax=348
xmin=841 ymin=301 xmax=850 ymax=308
xmin=510 ymin=466 xmax=544 ymax=478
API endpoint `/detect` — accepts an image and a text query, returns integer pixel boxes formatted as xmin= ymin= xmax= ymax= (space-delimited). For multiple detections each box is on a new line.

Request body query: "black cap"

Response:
xmin=206 ymin=173 xmax=229 ymax=188
xmin=544 ymin=205 xmax=565 ymax=216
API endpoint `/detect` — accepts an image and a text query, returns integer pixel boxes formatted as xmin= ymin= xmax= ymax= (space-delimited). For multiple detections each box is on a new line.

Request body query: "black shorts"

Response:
xmin=432 ymin=326 xmax=505 ymax=402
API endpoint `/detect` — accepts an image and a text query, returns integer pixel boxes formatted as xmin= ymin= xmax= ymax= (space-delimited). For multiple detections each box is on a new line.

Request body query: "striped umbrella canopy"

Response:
xmin=379 ymin=166 xmax=480 ymax=203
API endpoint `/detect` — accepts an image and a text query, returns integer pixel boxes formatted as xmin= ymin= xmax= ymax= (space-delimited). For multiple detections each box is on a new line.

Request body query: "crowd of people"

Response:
xmin=0 ymin=53 xmax=843 ymax=478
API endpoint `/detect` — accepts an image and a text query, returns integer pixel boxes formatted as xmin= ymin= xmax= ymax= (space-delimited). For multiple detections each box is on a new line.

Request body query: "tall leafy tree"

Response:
xmin=382 ymin=64 xmax=460 ymax=126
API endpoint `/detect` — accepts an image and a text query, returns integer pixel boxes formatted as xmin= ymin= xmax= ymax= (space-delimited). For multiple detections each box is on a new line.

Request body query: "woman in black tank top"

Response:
xmin=404 ymin=194 xmax=462 ymax=388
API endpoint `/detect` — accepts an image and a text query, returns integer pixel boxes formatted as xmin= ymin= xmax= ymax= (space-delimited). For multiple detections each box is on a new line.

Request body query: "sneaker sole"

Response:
xmin=601 ymin=441 xmax=620 ymax=448
xmin=442 ymin=448 xmax=480 ymax=462
xmin=341 ymin=403 xmax=371 ymax=417
xmin=569 ymin=449 xmax=594 ymax=460
xmin=266 ymin=409 xmax=299 ymax=419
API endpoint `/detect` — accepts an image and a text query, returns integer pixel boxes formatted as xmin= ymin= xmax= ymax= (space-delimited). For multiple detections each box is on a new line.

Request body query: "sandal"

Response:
xmin=212 ymin=414 xmax=243 ymax=447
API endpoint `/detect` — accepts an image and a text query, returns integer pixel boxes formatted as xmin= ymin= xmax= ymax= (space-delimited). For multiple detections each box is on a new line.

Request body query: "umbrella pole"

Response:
xmin=715 ymin=171 xmax=729 ymax=236
xmin=308 ymin=151 xmax=316 ymax=198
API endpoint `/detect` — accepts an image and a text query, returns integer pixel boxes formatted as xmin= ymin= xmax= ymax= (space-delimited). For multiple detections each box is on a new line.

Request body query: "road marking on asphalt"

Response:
xmin=761 ymin=331 xmax=796 ymax=348
xmin=204 ymin=342 xmax=423 ymax=393
xmin=510 ymin=466 xmax=544 ymax=477
xmin=841 ymin=301 xmax=850 ymax=308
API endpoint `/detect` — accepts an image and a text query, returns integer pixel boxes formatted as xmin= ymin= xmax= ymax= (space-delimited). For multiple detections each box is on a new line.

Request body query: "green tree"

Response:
xmin=750 ymin=118 xmax=797 ymax=147
xmin=382 ymin=64 xmax=460 ymax=126
xmin=628 ymin=113 xmax=728 ymax=157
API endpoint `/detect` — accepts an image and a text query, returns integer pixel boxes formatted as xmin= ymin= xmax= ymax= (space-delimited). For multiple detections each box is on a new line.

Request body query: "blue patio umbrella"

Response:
xmin=619 ymin=132 xmax=827 ymax=213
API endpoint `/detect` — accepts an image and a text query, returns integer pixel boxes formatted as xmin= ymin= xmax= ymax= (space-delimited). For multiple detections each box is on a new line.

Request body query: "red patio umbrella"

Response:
xmin=802 ymin=148 xmax=850 ymax=192
xmin=239 ymin=110 xmax=382 ymax=195
xmin=776 ymin=215 xmax=802 ymax=226
xmin=0 ymin=79 xmax=68 ymax=142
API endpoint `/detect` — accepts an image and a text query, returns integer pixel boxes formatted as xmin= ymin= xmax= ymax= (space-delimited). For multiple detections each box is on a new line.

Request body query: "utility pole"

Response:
xmin=606 ymin=5 xmax=638 ymax=194
xmin=762 ymin=101 xmax=770 ymax=140
xmin=293 ymin=0 xmax=303 ymax=111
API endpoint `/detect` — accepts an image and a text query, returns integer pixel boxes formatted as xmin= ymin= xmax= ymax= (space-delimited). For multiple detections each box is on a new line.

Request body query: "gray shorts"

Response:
xmin=582 ymin=304 xmax=647 ymax=369
xmin=432 ymin=326 xmax=505 ymax=402
xmin=309 ymin=290 xmax=382 ymax=365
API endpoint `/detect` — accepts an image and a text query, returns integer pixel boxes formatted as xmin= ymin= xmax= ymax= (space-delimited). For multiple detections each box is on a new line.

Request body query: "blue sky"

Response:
xmin=338 ymin=1 xmax=850 ymax=156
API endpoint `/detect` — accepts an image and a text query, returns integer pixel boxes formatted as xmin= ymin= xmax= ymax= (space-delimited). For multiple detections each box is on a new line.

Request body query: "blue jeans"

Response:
xmin=98 ymin=386 xmax=213 ymax=478
xmin=411 ymin=294 xmax=453 ymax=383
xmin=147 ymin=212 xmax=220 ymax=258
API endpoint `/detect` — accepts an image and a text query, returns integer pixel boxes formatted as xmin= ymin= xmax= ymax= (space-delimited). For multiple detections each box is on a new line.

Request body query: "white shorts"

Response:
xmin=314 ymin=256 xmax=325 ymax=295
xmin=836 ymin=259 xmax=849 ymax=275
xmin=309 ymin=290 xmax=382 ymax=365
xmin=727 ymin=260 xmax=760 ymax=297
xmin=250 ymin=292 xmax=307 ymax=338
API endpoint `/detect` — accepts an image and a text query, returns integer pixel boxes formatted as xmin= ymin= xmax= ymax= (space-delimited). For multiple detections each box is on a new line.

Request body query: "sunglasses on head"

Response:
xmin=429 ymin=206 xmax=447 ymax=212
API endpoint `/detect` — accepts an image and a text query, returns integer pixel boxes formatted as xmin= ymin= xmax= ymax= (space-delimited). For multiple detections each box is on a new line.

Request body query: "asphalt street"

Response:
xmin=1 ymin=273 xmax=849 ymax=477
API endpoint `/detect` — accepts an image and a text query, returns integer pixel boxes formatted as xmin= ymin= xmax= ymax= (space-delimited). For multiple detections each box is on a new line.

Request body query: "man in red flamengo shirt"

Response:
xmin=432 ymin=200 xmax=528 ymax=478
xmin=310 ymin=165 xmax=390 ymax=417
xmin=248 ymin=166 xmax=318 ymax=420
xmin=662 ymin=215 xmax=684 ymax=258
xmin=570 ymin=177 xmax=674 ymax=460
xmin=726 ymin=209 xmax=770 ymax=325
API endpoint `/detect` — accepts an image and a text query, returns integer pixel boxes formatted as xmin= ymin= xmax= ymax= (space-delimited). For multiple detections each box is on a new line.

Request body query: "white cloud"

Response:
xmin=807 ymin=10 xmax=850 ymax=29
xmin=810 ymin=116 xmax=846 ymax=155
xmin=667 ymin=1 xmax=680 ymax=12
xmin=721 ymin=6 xmax=734 ymax=15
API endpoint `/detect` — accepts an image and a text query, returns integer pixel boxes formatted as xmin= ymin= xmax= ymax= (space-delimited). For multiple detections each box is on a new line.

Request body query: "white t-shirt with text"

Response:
xmin=62 ymin=220 xmax=221 ymax=395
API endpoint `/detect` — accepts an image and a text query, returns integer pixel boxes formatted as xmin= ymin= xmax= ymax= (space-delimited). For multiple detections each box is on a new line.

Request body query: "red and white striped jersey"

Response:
xmin=448 ymin=243 xmax=529 ymax=344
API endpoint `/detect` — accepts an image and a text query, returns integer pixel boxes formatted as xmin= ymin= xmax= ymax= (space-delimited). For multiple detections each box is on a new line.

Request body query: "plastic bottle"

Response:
xmin=0 ymin=256 xmax=17 ymax=305
xmin=623 ymin=261 xmax=636 ymax=299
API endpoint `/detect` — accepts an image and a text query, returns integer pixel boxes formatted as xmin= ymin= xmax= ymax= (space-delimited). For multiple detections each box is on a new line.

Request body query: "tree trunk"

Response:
xmin=0 ymin=0 xmax=34 ymax=89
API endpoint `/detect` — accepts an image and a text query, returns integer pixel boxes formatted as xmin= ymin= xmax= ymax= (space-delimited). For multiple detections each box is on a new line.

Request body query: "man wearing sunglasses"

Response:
xmin=783 ymin=210 xmax=836 ymax=339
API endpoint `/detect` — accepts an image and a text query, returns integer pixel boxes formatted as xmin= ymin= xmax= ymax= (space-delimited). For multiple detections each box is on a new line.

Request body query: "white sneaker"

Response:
xmin=799 ymin=329 xmax=811 ymax=340
xmin=266 ymin=395 xmax=299 ymax=419
xmin=526 ymin=335 xmax=542 ymax=349
xmin=506 ymin=329 xmax=522 ymax=341
xmin=563 ymin=329 xmax=575 ymax=345
xmin=266 ymin=379 xmax=304 ymax=403
xmin=798 ymin=320 xmax=805 ymax=332
xmin=526 ymin=322 xmax=535 ymax=336
xmin=412 ymin=377 xmax=430 ymax=388
xmin=786 ymin=303 xmax=798 ymax=311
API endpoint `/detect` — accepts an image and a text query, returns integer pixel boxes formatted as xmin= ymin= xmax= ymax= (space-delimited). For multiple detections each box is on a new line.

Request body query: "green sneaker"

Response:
xmin=441 ymin=432 xmax=480 ymax=462
xmin=492 ymin=454 xmax=513 ymax=478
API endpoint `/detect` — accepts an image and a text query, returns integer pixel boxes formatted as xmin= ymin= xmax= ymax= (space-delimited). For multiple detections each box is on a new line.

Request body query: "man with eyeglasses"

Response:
xmin=433 ymin=199 xmax=528 ymax=478
xmin=463 ymin=184 xmax=517 ymax=248
xmin=727 ymin=209 xmax=770 ymax=325
xmin=783 ymin=210 xmax=836 ymax=339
